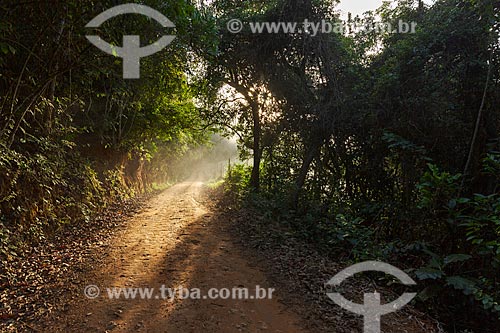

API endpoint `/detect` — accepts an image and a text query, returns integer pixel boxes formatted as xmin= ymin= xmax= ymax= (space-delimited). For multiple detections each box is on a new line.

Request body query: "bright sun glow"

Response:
xmin=336 ymin=0 xmax=436 ymax=19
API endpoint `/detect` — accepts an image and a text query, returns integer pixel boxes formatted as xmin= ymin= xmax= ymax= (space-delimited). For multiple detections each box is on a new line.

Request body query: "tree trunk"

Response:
xmin=290 ymin=141 xmax=321 ymax=208
xmin=250 ymin=101 xmax=261 ymax=191
xmin=460 ymin=49 xmax=494 ymax=193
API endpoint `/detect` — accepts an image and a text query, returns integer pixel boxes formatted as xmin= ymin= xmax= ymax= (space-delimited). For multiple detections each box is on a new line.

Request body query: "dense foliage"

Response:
xmin=0 ymin=0 xmax=215 ymax=247
xmin=208 ymin=0 xmax=500 ymax=330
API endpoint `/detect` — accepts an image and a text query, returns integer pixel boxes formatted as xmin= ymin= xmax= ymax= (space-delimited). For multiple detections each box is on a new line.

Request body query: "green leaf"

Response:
xmin=429 ymin=256 xmax=442 ymax=269
xmin=448 ymin=199 xmax=457 ymax=209
xmin=0 ymin=43 xmax=8 ymax=54
xmin=415 ymin=267 xmax=443 ymax=280
xmin=446 ymin=276 xmax=476 ymax=295
xmin=443 ymin=254 xmax=472 ymax=265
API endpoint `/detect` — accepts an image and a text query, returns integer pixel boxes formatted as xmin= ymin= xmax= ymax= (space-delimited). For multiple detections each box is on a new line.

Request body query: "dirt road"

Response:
xmin=48 ymin=182 xmax=305 ymax=332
